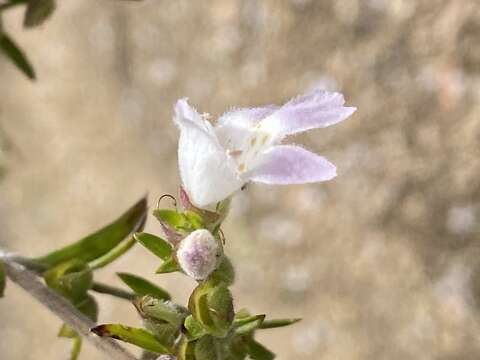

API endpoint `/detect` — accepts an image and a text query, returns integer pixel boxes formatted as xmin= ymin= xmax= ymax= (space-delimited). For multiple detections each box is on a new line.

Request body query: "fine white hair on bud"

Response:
xmin=156 ymin=356 xmax=176 ymax=360
xmin=176 ymin=229 xmax=223 ymax=281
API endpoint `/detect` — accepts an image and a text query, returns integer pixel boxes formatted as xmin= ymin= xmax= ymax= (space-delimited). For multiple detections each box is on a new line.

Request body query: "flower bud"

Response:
xmin=176 ymin=229 xmax=223 ymax=281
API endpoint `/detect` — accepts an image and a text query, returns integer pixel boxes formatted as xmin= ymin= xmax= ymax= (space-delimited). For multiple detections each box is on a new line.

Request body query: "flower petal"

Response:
xmin=260 ymin=90 xmax=356 ymax=137
xmin=216 ymin=105 xmax=279 ymax=129
xmin=249 ymin=145 xmax=337 ymax=184
xmin=175 ymin=100 xmax=244 ymax=207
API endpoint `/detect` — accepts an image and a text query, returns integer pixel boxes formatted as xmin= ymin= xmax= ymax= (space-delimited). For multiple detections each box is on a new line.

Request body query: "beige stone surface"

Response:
xmin=1 ymin=0 xmax=480 ymax=359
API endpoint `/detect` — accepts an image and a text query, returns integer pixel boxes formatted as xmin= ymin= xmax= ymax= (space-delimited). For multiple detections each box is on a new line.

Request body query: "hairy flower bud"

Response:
xmin=176 ymin=229 xmax=223 ymax=281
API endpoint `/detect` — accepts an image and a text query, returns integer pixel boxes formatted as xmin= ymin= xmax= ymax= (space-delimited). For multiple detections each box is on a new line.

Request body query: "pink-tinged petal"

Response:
xmin=175 ymin=100 xmax=244 ymax=207
xmin=260 ymin=90 xmax=356 ymax=137
xmin=216 ymin=105 xmax=279 ymax=129
xmin=249 ymin=145 xmax=337 ymax=184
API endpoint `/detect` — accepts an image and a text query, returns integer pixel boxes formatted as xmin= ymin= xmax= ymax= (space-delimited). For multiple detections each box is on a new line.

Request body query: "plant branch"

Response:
xmin=0 ymin=252 xmax=139 ymax=360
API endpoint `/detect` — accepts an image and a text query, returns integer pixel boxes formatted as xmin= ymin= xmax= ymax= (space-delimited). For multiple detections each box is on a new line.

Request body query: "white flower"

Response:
xmin=174 ymin=89 xmax=356 ymax=208
xmin=176 ymin=229 xmax=222 ymax=281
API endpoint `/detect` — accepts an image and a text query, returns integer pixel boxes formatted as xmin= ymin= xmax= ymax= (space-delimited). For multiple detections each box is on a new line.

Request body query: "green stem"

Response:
xmin=89 ymin=236 xmax=136 ymax=271
xmin=91 ymin=281 xmax=136 ymax=301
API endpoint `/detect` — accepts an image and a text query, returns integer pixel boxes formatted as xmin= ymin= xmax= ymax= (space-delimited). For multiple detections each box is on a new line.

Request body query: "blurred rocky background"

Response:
xmin=1 ymin=0 xmax=480 ymax=359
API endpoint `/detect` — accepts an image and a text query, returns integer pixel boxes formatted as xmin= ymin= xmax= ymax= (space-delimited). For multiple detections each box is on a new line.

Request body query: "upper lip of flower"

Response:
xmin=174 ymin=89 xmax=356 ymax=208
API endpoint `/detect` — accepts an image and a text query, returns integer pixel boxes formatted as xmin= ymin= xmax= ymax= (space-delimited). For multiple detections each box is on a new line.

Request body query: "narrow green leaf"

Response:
xmin=91 ymin=324 xmax=173 ymax=354
xmin=35 ymin=197 xmax=147 ymax=268
xmin=0 ymin=33 xmax=35 ymax=80
xmin=259 ymin=318 xmax=301 ymax=329
xmin=234 ymin=314 xmax=265 ymax=335
xmin=134 ymin=232 xmax=172 ymax=260
xmin=0 ymin=261 xmax=6 ymax=297
xmin=117 ymin=273 xmax=171 ymax=301
xmin=24 ymin=0 xmax=56 ymax=28
xmin=246 ymin=339 xmax=275 ymax=360
xmin=155 ymin=257 xmax=180 ymax=274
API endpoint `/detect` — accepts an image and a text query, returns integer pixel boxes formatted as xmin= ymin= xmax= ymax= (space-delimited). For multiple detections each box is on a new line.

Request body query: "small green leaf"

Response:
xmin=69 ymin=336 xmax=82 ymax=360
xmin=207 ymin=284 xmax=234 ymax=335
xmin=177 ymin=336 xmax=195 ymax=360
xmin=24 ymin=0 xmax=56 ymax=28
xmin=76 ymin=295 xmax=98 ymax=321
xmin=117 ymin=273 xmax=171 ymax=301
xmin=36 ymin=197 xmax=147 ymax=268
xmin=134 ymin=232 xmax=172 ymax=260
xmin=136 ymin=295 xmax=187 ymax=328
xmin=234 ymin=314 xmax=265 ymax=335
xmin=155 ymin=257 xmax=180 ymax=274
xmin=43 ymin=259 xmax=93 ymax=302
xmin=184 ymin=315 xmax=207 ymax=341
xmin=58 ymin=324 xmax=77 ymax=339
xmin=142 ymin=319 xmax=177 ymax=348
xmin=91 ymin=324 xmax=173 ymax=354
xmin=153 ymin=209 xmax=188 ymax=230
xmin=246 ymin=339 xmax=275 ymax=360
xmin=209 ymin=256 xmax=235 ymax=286
xmin=58 ymin=325 xmax=83 ymax=359
xmin=189 ymin=281 xmax=233 ymax=338
xmin=260 ymin=318 xmax=301 ymax=329
xmin=195 ymin=335 xmax=220 ymax=360
xmin=0 ymin=261 xmax=6 ymax=297
xmin=0 ymin=33 xmax=35 ymax=80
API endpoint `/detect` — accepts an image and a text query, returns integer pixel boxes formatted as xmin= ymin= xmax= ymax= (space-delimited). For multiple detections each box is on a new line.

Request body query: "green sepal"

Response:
xmin=0 ymin=32 xmax=36 ymax=80
xmin=259 ymin=318 xmax=301 ymax=329
xmin=153 ymin=209 xmax=188 ymax=231
xmin=234 ymin=315 xmax=265 ymax=335
xmin=246 ymin=339 xmax=275 ymax=360
xmin=43 ymin=259 xmax=93 ymax=302
xmin=184 ymin=211 xmax=205 ymax=230
xmin=134 ymin=232 xmax=172 ymax=260
xmin=195 ymin=335 xmax=221 ymax=360
xmin=184 ymin=315 xmax=207 ymax=341
xmin=209 ymin=256 xmax=235 ymax=286
xmin=91 ymin=324 xmax=173 ymax=354
xmin=136 ymin=295 xmax=187 ymax=328
xmin=23 ymin=0 xmax=56 ymax=28
xmin=0 ymin=261 xmax=6 ymax=297
xmin=117 ymin=273 xmax=171 ymax=301
xmin=156 ymin=257 xmax=181 ymax=274
xmin=58 ymin=323 xmax=77 ymax=338
xmin=36 ymin=197 xmax=147 ymax=268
